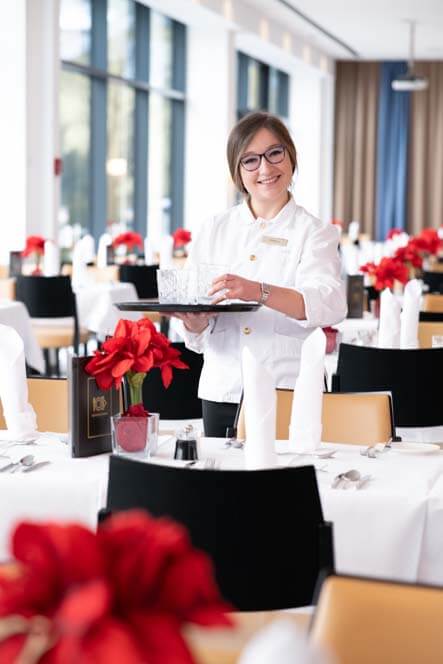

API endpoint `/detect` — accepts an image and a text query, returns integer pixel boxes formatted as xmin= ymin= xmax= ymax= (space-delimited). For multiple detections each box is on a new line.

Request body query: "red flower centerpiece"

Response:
xmin=85 ymin=319 xmax=188 ymax=455
xmin=112 ymin=232 xmax=143 ymax=264
xmin=0 ymin=510 xmax=232 ymax=663
xmin=21 ymin=236 xmax=46 ymax=275
xmin=172 ymin=228 xmax=192 ymax=258
xmin=360 ymin=257 xmax=409 ymax=291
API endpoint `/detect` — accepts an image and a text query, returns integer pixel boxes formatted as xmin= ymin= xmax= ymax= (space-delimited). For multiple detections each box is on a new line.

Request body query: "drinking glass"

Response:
xmin=197 ymin=264 xmax=229 ymax=304
xmin=156 ymin=269 xmax=177 ymax=303
xmin=431 ymin=335 xmax=443 ymax=348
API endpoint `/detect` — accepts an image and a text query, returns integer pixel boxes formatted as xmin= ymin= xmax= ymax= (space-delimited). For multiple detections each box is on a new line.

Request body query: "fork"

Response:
xmin=204 ymin=457 xmax=218 ymax=470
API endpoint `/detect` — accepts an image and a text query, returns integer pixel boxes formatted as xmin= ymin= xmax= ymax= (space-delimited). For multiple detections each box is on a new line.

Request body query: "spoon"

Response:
xmin=10 ymin=455 xmax=36 ymax=473
xmin=0 ymin=455 xmax=35 ymax=473
xmin=331 ymin=469 xmax=361 ymax=489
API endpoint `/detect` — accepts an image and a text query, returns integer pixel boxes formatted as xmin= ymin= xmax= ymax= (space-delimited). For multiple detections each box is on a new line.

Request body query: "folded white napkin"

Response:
xmin=378 ymin=288 xmax=401 ymax=348
xmin=144 ymin=237 xmax=156 ymax=265
xmin=348 ymin=220 xmax=360 ymax=243
xmin=97 ymin=233 xmax=112 ymax=269
xmin=81 ymin=234 xmax=96 ymax=264
xmin=242 ymin=347 xmax=278 ymax=470
xmin=0 ymin=324 xmax=37 ymax=438
xmin=43 ymin=240 xmax=60 ymax=277
xmin=71 ymin=241 xmax=92 ymax=293
xmin=159 ymin=235 xmax=175 ymax=269
xmin=239 ymin=619 xmax=332 ymax=664
xmin=400 ymin=279 xmax=422 ymax=349
xmin=341 ymin=244 xmax=359 ymax=275
xmin=288 ymin=328 xmax=326 ymax=452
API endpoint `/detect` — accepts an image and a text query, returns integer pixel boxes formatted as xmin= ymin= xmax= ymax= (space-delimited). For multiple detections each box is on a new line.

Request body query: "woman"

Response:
xmin=173 ymin=111 xmax=347 ymax=437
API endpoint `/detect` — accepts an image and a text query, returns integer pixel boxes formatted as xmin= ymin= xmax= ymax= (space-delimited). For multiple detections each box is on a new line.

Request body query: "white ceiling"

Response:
xmin=248 ymin=0 xmax=443 ymax=60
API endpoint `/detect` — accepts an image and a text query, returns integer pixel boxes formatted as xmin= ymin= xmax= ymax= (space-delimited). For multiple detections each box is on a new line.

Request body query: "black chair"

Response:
xmin=15 ymin=275 xmax=86 ymax=376
xmin=423 ymin=270 xmax=443 ymax=294
xmin=102 ymin=456 xmax=334 ymax=611
xmin=141 ymin=342 xmax=203 ymax=418
xmin=118 ymin=264 xmax=159 ymax=298
xmin=420 ymin=311 xmax=443 ymax=323
xmin=333 ymin=343 xmax=443 ymax=427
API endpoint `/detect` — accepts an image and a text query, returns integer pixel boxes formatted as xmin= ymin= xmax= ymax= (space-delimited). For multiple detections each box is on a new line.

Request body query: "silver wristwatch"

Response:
xmin=259 ymin=282 xmax=271 ymax=305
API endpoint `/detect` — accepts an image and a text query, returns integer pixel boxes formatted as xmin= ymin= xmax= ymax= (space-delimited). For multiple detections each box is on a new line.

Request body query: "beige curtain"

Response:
xmin=333 ymin=62 xmax=379 ymax=237
xmin=408 ymin=62 xmax=443 ymax=234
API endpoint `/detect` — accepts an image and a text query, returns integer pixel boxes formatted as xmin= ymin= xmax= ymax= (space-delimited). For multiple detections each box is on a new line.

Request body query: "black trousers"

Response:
xmin=202 ymin=400 xmax=239 ymax=438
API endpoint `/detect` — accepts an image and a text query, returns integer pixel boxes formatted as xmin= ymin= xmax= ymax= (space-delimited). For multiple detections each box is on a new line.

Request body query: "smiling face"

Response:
xmin=239 ymin=128 xmax=293 ymax=212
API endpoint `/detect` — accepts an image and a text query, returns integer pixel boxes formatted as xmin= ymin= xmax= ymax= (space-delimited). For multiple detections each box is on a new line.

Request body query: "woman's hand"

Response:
xmin=169 ymin=312 xmax=216 ymax=334
xmin=208 ymin=273 xmax=261 ymax=304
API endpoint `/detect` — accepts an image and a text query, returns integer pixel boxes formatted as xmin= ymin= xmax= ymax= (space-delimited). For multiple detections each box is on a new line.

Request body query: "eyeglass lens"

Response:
xmin=240 ymin=145 xmax=286 ymax=171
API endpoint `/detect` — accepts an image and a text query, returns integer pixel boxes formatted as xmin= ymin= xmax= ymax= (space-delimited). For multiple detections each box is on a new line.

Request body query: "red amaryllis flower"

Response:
xmin=21 ymin=236 xmax=46 ymax=257
xmin=359 ymin=261 xmax=377 ymax=276
xmin=172 ymin=228 xmax=192 ymax=248
xmin=410 ymin=228 xmax=442 ymax=256
xmin=85 ymin=318 xmax=188 ymax=401
xmin=394 ymin=242 xmax=423 ymax=269
xmin=386 ymin=228 xmax=403 ymax=240
xmin=371 ymin=257 xmax=409 ymax=291
xmin=0 ymin=511 xmax=232 ymax=663
xmin=112 ymin=232 xmax=143 ymax=250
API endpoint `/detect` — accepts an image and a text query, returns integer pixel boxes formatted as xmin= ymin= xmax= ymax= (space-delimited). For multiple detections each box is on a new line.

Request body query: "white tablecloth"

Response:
xmin=0 ymin=300 xmax=45 ymax=373
xmin=76 ymin=282 xmax=139 ymax=338
xmin=1 ymin=434 xmax=443 ymax=586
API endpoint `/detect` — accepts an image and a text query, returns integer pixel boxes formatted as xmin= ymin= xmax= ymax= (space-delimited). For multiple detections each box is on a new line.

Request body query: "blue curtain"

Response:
xmin=375 ymin=62 xmax=410 ymax=241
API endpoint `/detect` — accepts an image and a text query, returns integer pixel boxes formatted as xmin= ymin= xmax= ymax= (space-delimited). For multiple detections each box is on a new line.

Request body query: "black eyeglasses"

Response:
xmin=239 ymin=144 xmax=286 ymax=172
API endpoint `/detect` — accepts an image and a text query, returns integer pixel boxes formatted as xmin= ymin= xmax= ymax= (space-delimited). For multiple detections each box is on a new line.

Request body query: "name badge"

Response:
xmin=261 ymin=236 xmax=288 ymax=247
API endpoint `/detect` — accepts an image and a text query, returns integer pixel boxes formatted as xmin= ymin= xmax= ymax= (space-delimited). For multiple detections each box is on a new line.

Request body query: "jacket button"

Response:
xmin=243 ymin=327 xmax=251 ymax=335
xmin=249 ymin=254 xmax=256 ymax=261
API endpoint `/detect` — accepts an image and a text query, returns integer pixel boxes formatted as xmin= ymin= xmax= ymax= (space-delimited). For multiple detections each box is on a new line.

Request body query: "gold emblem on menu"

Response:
xmin=92 ymin=395 xmax=107 ymax=413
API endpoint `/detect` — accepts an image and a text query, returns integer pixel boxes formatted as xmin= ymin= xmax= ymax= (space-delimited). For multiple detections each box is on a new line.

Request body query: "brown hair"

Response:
xmin=226 ymin=111 xmax=297 ymax=194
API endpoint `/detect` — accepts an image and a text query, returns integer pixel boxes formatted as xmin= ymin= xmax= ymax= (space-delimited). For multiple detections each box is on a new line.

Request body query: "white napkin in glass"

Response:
xmin=97 ymin=233 xmax=112 ymax=269
xmin=71 ymin=241 xmax=92 ymax=293
xmin=378 ymin=288 xmax=401 ymax=348
xmin=144 ymin=237 xmax=156 ymax=265
xmin=43 ymin=240 xmax=60 ymax=277
xmin=0 ymin=324 xmax=37 ymax=438
xmin=239 ymin=619 xmax=332 ymax=664
xmin=400 ymin=279 xmax=422 ymax=349
xmin=288 ymin=328 xmax=326 ymax=452
xmin=81 ymin=234 xmax=96 ymax=264
xmin=242 ymin=347 xmax=278 ymax=470
xmin=159 ymin=235 xmax=175 ymax=269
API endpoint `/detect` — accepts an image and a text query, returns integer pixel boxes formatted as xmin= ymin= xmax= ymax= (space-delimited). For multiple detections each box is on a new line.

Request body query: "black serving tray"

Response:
xmin=116 ymin=298 xmax=261 ymax=313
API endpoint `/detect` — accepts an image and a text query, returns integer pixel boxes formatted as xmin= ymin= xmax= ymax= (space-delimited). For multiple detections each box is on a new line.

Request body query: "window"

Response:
xmin=237 ymin=52 xmax=289 ymax=120
xmin=59 ymin=0 xmax=186 ymax=242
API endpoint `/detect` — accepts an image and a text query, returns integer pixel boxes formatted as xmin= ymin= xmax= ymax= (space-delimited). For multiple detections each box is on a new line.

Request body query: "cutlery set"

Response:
xmin=0 ymin=455 xmax=51 ymax=473
xmin=331 ymin=469 xmax=372 ymax=490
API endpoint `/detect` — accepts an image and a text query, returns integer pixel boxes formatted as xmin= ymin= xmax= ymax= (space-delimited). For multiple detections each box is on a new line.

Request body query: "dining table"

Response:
xmin=1 ymin=430 xmax=443 ymax=588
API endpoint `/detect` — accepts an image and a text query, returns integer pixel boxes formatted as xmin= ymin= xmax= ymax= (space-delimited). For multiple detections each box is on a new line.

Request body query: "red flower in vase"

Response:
xmin=0 ymin=511 xmax=232 ymax=663
xmin=371 ymin=257 xmax=409 ymax=291
xmin=21 ymin=236 xmax=45 ymax=258
xmin=386 ymin=228 xmax=403 ymax=240
xmin=172 ymin=228 xmax=192 ymax=248
xmin=394 ymin=242 xmax=423 ymax=269
xmin=112 ymin=232 xmax=143 ymax=251
xmin=409 ymin=229 xmax=442 ymax=256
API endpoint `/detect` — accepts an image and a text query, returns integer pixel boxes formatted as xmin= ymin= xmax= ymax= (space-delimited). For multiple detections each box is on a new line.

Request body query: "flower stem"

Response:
xmin=126 ymin=371 xmax=146 ymax=406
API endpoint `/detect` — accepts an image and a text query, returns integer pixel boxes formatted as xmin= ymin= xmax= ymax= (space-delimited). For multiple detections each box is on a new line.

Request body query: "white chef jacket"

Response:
xmin=178 ymin=197 xmax=347 ymax=404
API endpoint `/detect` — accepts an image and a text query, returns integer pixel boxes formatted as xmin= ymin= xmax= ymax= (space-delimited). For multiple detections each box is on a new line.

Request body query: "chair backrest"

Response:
xmin=422 ymin=293 xmax=443 ymax=313
xmin=118 ymin=264 xmax=159 ymax=299
xmin=237 ymin=390 xmax=394 ymax=444
xmin=141 ymin=342 xmax=203 ymax=418
xmin=418 ymin=321 xmax=443 ymax=348
xmin=104 ymin=456 xmax=334 ymax=611
xmin=310 ymin=574 xmax=443 ymax=664
xmin=335 ymin=343 xmax=443 ymax=427
xmin=423 ymin=271 xmax=443 ymax=294
xmin=0 ymin=278 xmax=16 ymax=300
xmin=15 ymin=275 xmax=76 ymax=318
xmin=0 ymin=377 xmax=68 ymax=433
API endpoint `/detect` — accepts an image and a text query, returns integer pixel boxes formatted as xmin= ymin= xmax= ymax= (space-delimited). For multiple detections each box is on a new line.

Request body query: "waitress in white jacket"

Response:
xmin=173 ymin=111 xmax=347 ymax=437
